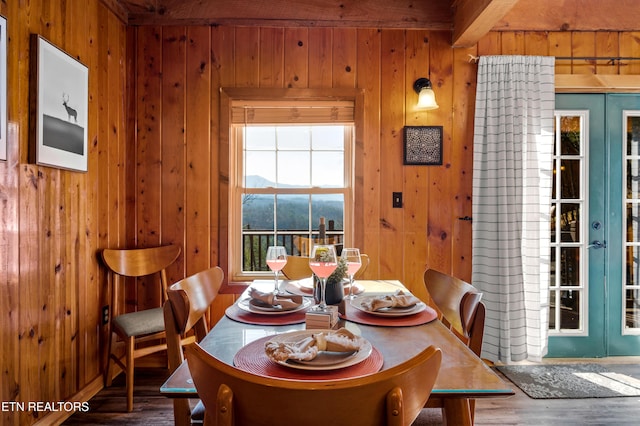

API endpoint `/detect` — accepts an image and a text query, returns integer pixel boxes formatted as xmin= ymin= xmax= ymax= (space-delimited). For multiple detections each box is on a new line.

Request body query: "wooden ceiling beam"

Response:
xmin=494 ymin=0 xmax=640 ymax=31
xmin=452 ymin=0 xmax=520 ymax=48
xmin=118 ymin=0 xmax=453 ymax=29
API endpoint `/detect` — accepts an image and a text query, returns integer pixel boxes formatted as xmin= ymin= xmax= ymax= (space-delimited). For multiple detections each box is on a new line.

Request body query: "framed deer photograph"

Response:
xmin=30 ymin=34 xmax=88 ymax=172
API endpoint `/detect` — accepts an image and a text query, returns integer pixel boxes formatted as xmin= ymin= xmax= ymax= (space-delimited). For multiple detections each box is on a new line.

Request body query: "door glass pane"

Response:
xmin=560 ymin=247 xmax=580 ymax=287
xmin=560 ymin=203 xmax=580 ymax=242
xmin=560 ymin=160 xmax=581 ymax=199
xmin=559 ymin=290 xmax=580 ymax=329
xmin=626 ymin=246 xmax=640 ymax=287
xmin=626 ymin=289 xmax=640 ymax=329
xmin=561 ymin=116 xmax=581 ymax=155
xmin=626 ymin=159 xmax=640 ymax=199
xmin=550 ymin=203 xmax=558 ymax=243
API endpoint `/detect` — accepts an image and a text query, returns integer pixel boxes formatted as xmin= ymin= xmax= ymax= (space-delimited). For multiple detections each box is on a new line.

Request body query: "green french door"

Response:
xmin=548 ymin=94 xmax=640 ymax=357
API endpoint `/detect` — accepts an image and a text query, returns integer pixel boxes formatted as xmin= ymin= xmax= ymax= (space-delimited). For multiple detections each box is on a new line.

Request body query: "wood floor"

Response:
xmin=63 ymin=365 xmax=640 ymax=425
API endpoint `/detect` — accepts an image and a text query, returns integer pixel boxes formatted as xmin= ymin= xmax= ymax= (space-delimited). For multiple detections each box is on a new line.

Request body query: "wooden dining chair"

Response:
xmin=185 ymin=342 xmax=442 ymax=426
xmin=281 ymin=255 xmax=313 ymax=280
xmin=355 ymin=253 xmax=370 ymax=279
xmin=284 ymin=253 xmax=370 ymax=281
xmin=102 ymin=244 xmax=181 ymax=412
xmin=423 ymin=268 xmax=485 ymax=356
xmin=420 ymin=268 xmax=486 ymax=424
xmin=164 ymin=266 xmax=224 ymax=426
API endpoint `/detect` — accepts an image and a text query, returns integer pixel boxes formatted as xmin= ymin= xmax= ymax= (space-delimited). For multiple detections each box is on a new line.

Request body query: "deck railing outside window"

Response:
xmin=242 ymin=231 xmax=344 ymax=272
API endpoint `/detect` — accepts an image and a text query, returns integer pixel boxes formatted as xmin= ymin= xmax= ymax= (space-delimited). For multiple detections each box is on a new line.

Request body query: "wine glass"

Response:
xmin=341 ymin=248 xmax=361 ymax=299
xmin=266 ymin=246 xmax=287 ymax=294
xmin=309 ymin=244 xmax=338 ymax=310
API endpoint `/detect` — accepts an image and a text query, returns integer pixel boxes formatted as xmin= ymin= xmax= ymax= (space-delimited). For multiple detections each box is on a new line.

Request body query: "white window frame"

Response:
xmin=549 ymin=110 xmax=589 ymax=336
xmin=230 ymin=123 xmax=355 ymax=280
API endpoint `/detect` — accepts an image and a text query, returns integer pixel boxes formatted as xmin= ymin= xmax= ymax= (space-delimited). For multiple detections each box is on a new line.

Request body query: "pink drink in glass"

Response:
xmin=309 ymin=262 xmax=337 ymax=278
xmin=266 ymin=259 xmax=287 ymax=272
xmin=346 ymin=261 xmax=361 ymax=276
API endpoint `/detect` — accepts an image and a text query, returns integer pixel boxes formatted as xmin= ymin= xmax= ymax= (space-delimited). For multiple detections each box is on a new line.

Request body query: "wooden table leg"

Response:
xmin=442 ymin=398 xmax=472 ymax=426
xmin=173 ymin=399 xmax=191 ymax=426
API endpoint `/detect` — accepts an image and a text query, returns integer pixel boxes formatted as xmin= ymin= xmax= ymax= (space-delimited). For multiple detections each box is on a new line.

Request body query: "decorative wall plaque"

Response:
xmin=403 ymin=126 xmax=443 ymax=165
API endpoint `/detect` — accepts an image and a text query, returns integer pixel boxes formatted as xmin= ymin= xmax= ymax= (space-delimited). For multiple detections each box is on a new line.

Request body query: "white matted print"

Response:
xmin=0 ymin=16 xmax=7 ymax=161
xmin=31 ymin=35 xmax=88 ymax=172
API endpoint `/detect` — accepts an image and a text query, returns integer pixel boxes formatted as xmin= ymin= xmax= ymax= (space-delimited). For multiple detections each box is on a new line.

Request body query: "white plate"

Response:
xmin=350 ymin=295 xmax=427 ymax=317
xmin=237 ymin=297 xmax=312 ymax=315
xmin=266 ymin=329 xmax=373 ymax=371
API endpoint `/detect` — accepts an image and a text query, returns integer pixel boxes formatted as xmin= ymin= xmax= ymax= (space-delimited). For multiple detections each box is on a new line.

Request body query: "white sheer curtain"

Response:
xmin=472 ymin=56 xmax=555 ymax=363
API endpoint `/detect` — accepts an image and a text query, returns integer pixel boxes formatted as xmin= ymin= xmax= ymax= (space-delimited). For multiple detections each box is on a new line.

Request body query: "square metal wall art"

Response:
xmin=403 ymin=126 xmax=443 ymax=165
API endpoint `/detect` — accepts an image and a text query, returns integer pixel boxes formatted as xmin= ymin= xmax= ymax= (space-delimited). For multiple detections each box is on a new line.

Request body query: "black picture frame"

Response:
xmin=30 ymin=34 xmax=88 ymax=172
xmin=403 ymin=126 xmax=443 ymax=165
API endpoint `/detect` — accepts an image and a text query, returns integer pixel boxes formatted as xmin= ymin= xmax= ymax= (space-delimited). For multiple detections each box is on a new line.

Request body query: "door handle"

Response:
xmin=587 ymin=240 xmax=607 ymax=249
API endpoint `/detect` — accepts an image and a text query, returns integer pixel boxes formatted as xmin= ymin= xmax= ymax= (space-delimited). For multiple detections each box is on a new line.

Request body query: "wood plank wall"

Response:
xmin=127 ymin=28 xmax=640 ymax=313
xmin=127 ymin=26 xmax=472 ymax=312
xmin=130 ymin=26 xmax=640 ymax=317
xmin=1 ymin=5 xmax=640 ymax=423
xmin=0 ymin=2 xmax=128 ymax=425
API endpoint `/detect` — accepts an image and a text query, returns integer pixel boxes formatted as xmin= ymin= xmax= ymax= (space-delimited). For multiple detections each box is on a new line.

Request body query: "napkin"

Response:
xmin=249 ymin=288 xmax=303 ymax=310
xmin=265 ymin=328 xmax=362 ymax=362
xmin=360 ymin=290 xmax=421 ymax=311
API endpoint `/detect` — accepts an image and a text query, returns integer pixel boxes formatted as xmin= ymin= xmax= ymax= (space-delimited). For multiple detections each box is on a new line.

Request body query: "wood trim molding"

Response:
xmin=33 ymin=375 xmax=104 ymax=425
xmin=556 ymin=74 xmax=640 ymax=93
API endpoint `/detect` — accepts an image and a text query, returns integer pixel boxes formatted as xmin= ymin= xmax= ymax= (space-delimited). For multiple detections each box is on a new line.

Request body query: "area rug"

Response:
xmin=495 ymin=364 xmax=640 ymax=399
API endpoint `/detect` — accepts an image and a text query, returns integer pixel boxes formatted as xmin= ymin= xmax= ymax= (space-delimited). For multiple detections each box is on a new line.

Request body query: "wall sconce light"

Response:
xmin=413 ymin=78 xmax=439 ymax=110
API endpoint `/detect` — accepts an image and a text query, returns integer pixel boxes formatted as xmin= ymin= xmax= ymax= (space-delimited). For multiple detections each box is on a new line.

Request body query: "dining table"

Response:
xmin=160 ymin=279 xmax=514 ymax=426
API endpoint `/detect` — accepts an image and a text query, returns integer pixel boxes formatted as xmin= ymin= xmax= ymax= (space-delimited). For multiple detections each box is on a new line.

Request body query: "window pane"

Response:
xmin=276 ymin=194 xmax=309 ymax=231
xmin=626 ymin=159 xmax=640 ymax=199
xmin=312 ymin=126 xmax=344 ymax=150
xmin=245 ymin=151 xmax=276 ymax=187
xmin=626 ymin=289 xmax=640 ymax=329
xmin=552 ymin=163 xmax=557 ymax=198
xmin=560 ymin=203 xmax=580 ymax=242
xmin=550 ymin=203 xmax=557 ymax=243
xmin=550 ymin=248 xmax=556 ymax=285
xmin=560 ymin=116 xmax=581 ymax=155
xmin=626 ymin=204 xmax=640 ymax=242
xmin=559 ymin=290 xmax=580 ymax=329
xmin=626 ymin=115 xmax=640 ymax=156
xmin=549 ymin=290 xmax=556 ymax=329
xmin=626 ymin=246 xmax=640 ymax=287
xmin=277 ymin=127 xmax=311 ymax=150
xmin=560 ymin=247 xmax=580 ymax=287
xmin=560 ymin=159 xmax=581 ymax=199
xmin=277 ymin=151 xmax=311 ymax=187
xmin=242 ymin=194 xmax=273 ymax=231
xmin=311 ymin=194 xmax=344 ymax=232
xmin=312 ymin=151 xmax=344 ymax=187
xmin=245 ymin=126 xmax=275 ymax=150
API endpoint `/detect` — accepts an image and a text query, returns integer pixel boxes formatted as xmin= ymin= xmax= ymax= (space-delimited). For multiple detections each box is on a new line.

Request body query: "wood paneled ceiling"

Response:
xmin=106 ymin=0 xmax=640 ymax=48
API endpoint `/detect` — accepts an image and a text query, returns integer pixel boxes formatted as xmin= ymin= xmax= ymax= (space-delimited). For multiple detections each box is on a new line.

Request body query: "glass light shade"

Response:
xmin=417 ymin=87 xmax=439 ymax=110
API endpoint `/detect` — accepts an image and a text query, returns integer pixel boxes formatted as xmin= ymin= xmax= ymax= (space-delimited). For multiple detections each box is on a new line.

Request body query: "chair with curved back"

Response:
xmin=420 ymin=268 xmax=486 ymax=424
xmin=281 ymin=255 xmax=313 ymax=280
xmin=164 ymin=266 xmax=224 ymax=426
xmin=423 ymin=269 xmax=485 ymax=356
xmin=102 ymin=244 xmax=181 ymax=412
xmin=283 ymin=253 xmax=371 ymax=281
xmin=185 ymin=341 xmax=442 ymax=426
xmin=355 ymin=253 xmax=370 ymax=279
